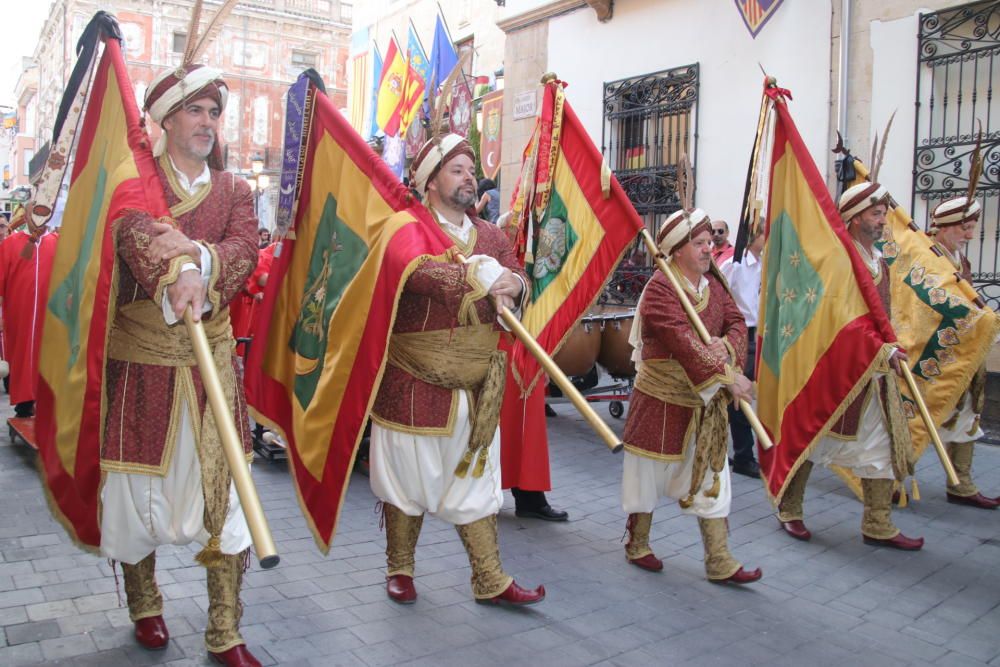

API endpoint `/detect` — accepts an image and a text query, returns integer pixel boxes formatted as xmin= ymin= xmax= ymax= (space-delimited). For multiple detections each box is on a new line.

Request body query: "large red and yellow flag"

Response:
xmin=508 ymin=79 xmax=644 ymax=394
xmin=245 ymin=78 xmax=454 ymax=550
xmin=36 ymin=21 xmax=170 ymax=549
xmin=756 ymin=85 xmax=899 ymax=502
xmin=849 ymin=160 xmax=1000 ymax=460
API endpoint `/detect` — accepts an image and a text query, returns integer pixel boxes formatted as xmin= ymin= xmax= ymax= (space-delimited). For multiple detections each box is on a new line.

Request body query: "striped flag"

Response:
xmin=245 ymin=77 xmax=455 ymax=550
xmin=735 ymin=0 xmax=785 ymax=38
xmin=36 ymin=20 xmax=171 ymax=549
xmin=375 ymin=36 xmax=406 ymax=137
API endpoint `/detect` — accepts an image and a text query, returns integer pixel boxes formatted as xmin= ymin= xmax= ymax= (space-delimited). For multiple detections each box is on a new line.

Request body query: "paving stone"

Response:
xmin=4 ymin=619 xmax=61 ymax=645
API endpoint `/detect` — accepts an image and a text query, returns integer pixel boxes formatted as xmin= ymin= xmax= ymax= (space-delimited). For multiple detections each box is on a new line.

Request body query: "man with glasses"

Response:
xmin=711 ymin=220 xmax=734 ymax=264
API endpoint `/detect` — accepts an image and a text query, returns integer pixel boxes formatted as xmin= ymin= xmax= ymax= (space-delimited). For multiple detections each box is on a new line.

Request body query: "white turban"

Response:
xmin=838 ymin=182 xmax=888 ymax=223
xmin=932 ymin=196 xmax=981 ymax=227
xmin=656 ymin=208 xmax=711 ymax=256
xmin=410 ymin=134 xmax=474 ymax=193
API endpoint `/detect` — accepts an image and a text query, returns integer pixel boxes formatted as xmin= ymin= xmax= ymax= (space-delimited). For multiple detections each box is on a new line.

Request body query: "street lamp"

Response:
xmin=251 ymin=153 xmax=264 ymax=175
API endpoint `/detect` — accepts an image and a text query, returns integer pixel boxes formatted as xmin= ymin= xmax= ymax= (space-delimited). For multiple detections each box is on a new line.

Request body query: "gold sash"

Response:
xmin=388 ymin=324 xmax=506 ymax=478
xmin=635 ymin=358 xmax=729 ymax=507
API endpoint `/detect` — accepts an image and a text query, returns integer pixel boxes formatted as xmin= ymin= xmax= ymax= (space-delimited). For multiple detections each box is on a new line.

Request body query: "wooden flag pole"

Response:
xmin=898 ymin=364 xmax=959 ymax=487
xmin=184 ymin=310 xmax=280 ymax=568
xmin=640 ymin=230 xmax=774 ymax=450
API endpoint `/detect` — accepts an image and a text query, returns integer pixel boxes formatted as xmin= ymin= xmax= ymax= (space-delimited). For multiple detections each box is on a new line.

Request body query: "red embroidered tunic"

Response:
xmin=101 ymin=164 xmax=258 ymax=473
xmin=371 ymin=217 xmax=527 ymax=432
xmin=622 ymin=270 xmax=747 ymax=461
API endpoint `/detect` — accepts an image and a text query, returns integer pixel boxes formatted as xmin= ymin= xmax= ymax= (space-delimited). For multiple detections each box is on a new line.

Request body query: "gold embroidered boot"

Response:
xmin=384 ymin=503 xmax=423 ymax=603
xmin=204 ymin=551 xmax=246 ymax=655
xmin=625 ymin=513 xmax=662 ymax=571
xmin=944 ymin=441 xmax=999 ymax=508
xmin=777 ymin=461 xmax=813 ymax=541
xmin=121 ymin=552 xmax=168 ymax=650
xmin=699 ymin=517 xmax=760 ymax=584
xmin=862 ymin=478 xmax=923 ymax=549
xmin=458 ymin=515 xmax=545 ymax=606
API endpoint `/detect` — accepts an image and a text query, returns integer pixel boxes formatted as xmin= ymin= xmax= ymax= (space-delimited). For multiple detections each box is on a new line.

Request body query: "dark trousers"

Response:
xmin=728 ymin=328 xmax=756 ymax=465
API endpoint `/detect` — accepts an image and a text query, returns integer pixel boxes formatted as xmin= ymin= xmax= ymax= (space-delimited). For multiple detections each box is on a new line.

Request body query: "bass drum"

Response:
xmin=595 ymin=305 xmax=636 ymax=378
xmin=552 ymin=318 xmax=601 ymax=377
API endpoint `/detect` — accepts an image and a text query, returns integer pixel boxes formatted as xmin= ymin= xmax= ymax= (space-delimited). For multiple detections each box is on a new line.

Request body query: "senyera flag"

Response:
xmin=755 ymin=82 xmax=898 ymax=503
xmin=245 ymin=74 xmax=454 ymax=551
xmin=35 ymin=15 xmax=171 ymax=549
xmin=507 ymin=78 xmax=644 ymax=395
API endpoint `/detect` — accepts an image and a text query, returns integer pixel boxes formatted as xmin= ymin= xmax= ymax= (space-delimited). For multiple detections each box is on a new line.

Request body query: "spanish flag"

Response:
xmin=508 ymin=79 xmax=644 ymax=394
xmin=375 ymin=36 xmax=407 ymax=137
xmin=245 ymin=77 xmax=454 ymax=550
xmin=36 ymin=19 xmax=171 ymax=549
xmin=756 ymin=85 xmax=898 ymax=502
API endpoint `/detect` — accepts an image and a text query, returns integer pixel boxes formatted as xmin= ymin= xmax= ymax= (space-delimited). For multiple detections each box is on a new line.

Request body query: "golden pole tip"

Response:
xmin=540 ymin=72 xmax=558 ymax=84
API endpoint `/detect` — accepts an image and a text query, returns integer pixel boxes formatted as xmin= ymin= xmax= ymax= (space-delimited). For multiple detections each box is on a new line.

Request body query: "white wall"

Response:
xmin=869 ymin=11 xmax=922 ymax=208
xmin=546 ymin=0 xmax=833 ymax=229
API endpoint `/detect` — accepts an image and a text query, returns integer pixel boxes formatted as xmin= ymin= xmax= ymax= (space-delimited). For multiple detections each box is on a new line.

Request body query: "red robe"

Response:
xmin=622 ymin=270 xmax=747 ymax=460
xmin=0 ymin=231 xmax=58 ymax=405
xmin=229 ymin=243 xmax=276 ymax=355
xmin=102 ymin=164 xmax=258 ymax=472
xmin=371 ymin=218 xmax=526 ymax=431
xmin=499 ymin=337 xmax=552 ymax=491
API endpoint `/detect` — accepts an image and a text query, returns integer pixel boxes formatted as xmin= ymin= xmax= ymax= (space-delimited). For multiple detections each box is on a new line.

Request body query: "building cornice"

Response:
xmin=497 ymin=0 xmax=587 ymax=34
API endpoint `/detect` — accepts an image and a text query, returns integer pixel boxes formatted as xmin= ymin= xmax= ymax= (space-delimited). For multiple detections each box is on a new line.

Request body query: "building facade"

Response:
xmin=20 ymin=0 xmax=352 ymax=228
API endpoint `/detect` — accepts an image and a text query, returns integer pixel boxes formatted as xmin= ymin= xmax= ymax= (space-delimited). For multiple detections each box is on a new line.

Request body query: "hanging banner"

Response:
xmin=449 ymin=81 xmax=473 ymax=137
xmin=480 ymin=89 xmax=503 ymax=180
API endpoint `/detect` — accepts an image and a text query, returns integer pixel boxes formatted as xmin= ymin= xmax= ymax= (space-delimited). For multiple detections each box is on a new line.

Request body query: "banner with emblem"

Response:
xmin=245 ymin=77 xmax=455 ymax=550
xmin=735 ymin=0 xmax=785 ymax=38
xmin=450 ymin=80 xmax=473 ymax=137
xmin=507 ymin=79 xmax=644 ymax=394
xmin=480 ymin=90 xmax=503 ymax=181
xmin=36 ymin=17 xmax=173 ymax=549
xmin=848 ymin=160 xmax=1000 ymax=461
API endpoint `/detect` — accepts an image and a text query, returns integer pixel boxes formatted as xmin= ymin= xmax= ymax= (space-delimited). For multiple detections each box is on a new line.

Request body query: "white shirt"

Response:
xmin=162 ymin=156 xmax=214 ymax=325
xmin=721 ymin=251 xmax=761 ymax=327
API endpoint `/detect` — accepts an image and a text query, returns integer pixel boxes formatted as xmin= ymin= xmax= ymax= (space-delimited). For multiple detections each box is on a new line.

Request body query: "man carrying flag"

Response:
xmin=927 ymin=196 xmax=999 ymax=509
xmin=620 ymin=206 xmax=762 ymax=584
xmin=776 ymin=181 xmax=922 ymax=550
xmin=101 ymin=62 xmax=262 ymax=666
xmin=369 ymin=133 xmax=545 ymax=606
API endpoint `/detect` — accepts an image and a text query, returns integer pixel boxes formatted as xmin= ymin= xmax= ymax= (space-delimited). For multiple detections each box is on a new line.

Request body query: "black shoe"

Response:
xmin=515 ymin=504 xmax=569 ymax=521
xmin=544 ymin=404 xmax=557 ymax=417
xmin=731 ymin=459 xmax=761 ymax=478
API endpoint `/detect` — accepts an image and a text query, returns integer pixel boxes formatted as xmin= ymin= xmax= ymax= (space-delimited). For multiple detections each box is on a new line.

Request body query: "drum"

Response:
xmin=595 ymin=306 xmax=636 ymax=378
xmin=552 ymin=318 xmax=602 ymax=377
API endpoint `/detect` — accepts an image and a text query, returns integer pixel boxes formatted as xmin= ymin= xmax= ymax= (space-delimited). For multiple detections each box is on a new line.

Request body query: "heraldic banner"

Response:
xmin=850 ymin=160 xmax=1000 ymax=459
xmin=36 ymin=17 xmax=172 ymax=549
xmin=480 ymin=90 xmax=503 ymax=181
xmin=755 ymin=84 xmax=899 ymax=503
xmin=508 ymin=79 xmax=644 ymax=395
xmin=245 ymin=76 xmax=454 ymax=551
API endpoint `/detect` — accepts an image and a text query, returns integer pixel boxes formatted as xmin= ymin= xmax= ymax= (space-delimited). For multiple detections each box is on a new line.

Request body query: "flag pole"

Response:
xmin=450 ymin=252 xmax=622 ymax=453
xmin=184 ymin=310 xmax=280 ymax=568
xmin=899 ymin=354 xmax=960 ymax=486
xmin=639 ymin=229 xmax=774 ymax=450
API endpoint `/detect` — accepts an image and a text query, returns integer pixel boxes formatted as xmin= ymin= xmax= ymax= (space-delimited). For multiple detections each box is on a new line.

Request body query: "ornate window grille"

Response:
xmin=601 ymin=63 xmax=699 ymax=242
xmin=913 ymin=0 xmax=1000 ymax=309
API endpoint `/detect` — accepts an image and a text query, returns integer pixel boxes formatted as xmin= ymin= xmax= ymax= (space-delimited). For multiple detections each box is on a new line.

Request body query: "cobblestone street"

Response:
xmin=1 ymin=399 xmax=999 ymax=666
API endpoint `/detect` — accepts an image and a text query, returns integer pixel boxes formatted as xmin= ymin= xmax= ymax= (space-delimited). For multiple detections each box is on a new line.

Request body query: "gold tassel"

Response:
xmin=679 ymin=495 xmax=694 ymax=509
xmin=910 ymin=477 xmax=920 ymax=502
xmin=705 ymin=473 xmax=721 ymax=499
xmin=472 ymin=450 xmax=488 ymax=478
xmin=896 ymin=481 xmax=908 ymax=508
xmin=454 ymin=449 xmax=474 ymax=478
xmin=194 ymin=535 xmax=227 ymax=568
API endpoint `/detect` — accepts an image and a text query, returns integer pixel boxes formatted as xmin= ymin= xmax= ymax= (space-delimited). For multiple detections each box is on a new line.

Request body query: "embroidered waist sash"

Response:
xmin=108 ymin=300 xmax=234 ymax=365
xmin=388 ymin=324 xmax=505 ymax=478
xmin=635 ymin=358 xmax=729 ymax=507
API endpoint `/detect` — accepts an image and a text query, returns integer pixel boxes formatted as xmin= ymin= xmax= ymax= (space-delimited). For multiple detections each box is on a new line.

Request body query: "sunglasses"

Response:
xmin=711 ymin=229 xmax=726 ymax=235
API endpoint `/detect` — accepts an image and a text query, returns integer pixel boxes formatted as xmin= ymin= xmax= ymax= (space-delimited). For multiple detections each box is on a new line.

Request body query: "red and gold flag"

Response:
xmin=36 ymin=21 xmax=171 ymax=549
xmin=245 ymin=80 xmax=454 ymax=550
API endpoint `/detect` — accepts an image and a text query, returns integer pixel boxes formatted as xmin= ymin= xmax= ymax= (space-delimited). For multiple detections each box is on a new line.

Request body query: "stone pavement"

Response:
xmin=1 ymin=399 xmax=1000 ymax=667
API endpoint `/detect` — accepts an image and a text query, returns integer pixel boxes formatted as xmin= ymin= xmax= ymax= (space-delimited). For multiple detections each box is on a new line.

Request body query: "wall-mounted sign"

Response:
xmin=513 ymin=89 xmax=537 ymax=120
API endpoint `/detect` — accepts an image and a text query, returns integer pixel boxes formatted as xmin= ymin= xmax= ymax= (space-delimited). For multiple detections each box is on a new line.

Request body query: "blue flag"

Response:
xmin=407 ymin=24 xmax=430 ymax=89
xmin=428 ymin=14 xmax=458 ymax=105
xmin=367 ymin=44 xmax=382 ymax=138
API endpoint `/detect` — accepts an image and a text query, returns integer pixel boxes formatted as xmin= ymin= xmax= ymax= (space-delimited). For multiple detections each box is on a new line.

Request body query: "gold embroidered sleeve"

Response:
xmin=115 ymin=210 xmax=188 ymax=306
xmin=201 ymin=178 xmax=260 ymax=314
